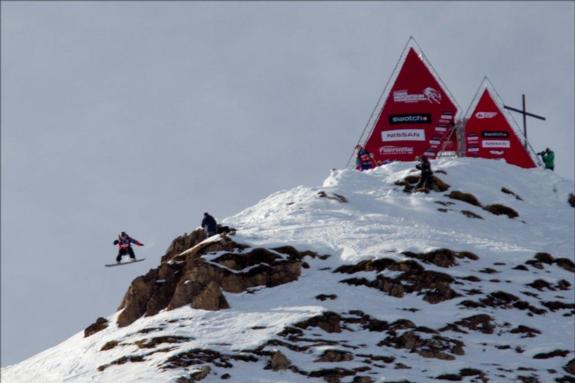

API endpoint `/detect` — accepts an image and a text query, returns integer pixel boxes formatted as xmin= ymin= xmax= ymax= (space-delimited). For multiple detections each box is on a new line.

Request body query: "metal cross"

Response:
xmin=503 ymin=94 xmax=546 ymax=148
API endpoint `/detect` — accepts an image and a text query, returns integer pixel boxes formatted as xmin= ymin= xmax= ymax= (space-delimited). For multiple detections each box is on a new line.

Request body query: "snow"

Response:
xmin=3 ymin=158 xmax=574 ymax=382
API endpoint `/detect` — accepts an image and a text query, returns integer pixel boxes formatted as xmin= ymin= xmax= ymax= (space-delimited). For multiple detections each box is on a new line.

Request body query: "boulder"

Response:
xmin=84 ymin=317 xmax=109 ymax=337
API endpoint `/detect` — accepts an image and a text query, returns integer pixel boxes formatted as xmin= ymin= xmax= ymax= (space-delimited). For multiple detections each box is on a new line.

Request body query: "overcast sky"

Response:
xmin=1 ymin=2 xmax=573 ymax=366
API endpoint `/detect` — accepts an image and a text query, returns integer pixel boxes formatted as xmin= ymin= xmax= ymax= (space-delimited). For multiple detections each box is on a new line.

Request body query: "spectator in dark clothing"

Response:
xmin=202 ymin=212 xmax=217 ymax=237
xmin=114 ymin=232 xmax=143 ymax=263
xmin=414 ymin=155 xmax=433 ymax=191
xmin=355 ymin=145 xmax=376 ymax=171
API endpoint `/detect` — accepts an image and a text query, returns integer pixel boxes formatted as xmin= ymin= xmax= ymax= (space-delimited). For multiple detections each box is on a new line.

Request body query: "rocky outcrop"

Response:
xmin=117 ymin=237 xmax=319 ymax=327
xmin=84 ymin=317 xmax=109 ymax=337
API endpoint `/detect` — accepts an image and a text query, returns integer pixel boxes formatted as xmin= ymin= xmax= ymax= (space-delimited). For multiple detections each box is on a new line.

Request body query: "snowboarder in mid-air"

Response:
xmin=202 ymin=212 xmax=217 ymax=237
xmin=414 ymin=155 xmax=433 ymax=191
xmin=114 ymin=232 xmax=143 ymax=263
xmin=355 ymin=145 xmax=377 ymax=171
xmin=537 ymin=148 xmax=555 ymax=171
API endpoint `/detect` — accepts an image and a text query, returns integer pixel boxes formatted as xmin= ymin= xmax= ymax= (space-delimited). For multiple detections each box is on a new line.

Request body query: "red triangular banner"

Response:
xmin=363 ymin=40 xmax=459 ymax=163
xmin=464 ymin=79 xmax=538 ymax=168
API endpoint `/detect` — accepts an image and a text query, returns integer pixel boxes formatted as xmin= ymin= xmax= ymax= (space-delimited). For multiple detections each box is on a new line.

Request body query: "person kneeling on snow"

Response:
xmin=114 ymin=232 xmax=143 ymax=263
xmin=355 ymin=145 xmax=376 ymax=171
xmin=202 ymin=212 xmax=217 ymax=237
xmin=414 ymin=155 xmax=433 ymax=191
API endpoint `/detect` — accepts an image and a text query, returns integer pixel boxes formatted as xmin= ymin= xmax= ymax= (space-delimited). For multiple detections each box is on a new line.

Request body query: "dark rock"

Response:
xmin=555 ymin=258 xmax=575 ymax=273
xmin=513 ymin=265 xmax=529 ymax=271
xmin=295 ymin=312 xmax=342 ymax=333
xmin=564 ymin=358 xmax=575 ymax=375
xmin=379 ymin=329 xmax=464 ymax=360
xmin=84 ymin=317 xmax=109 ymax=337
xmin=534 ymin=252 xmax=555 ymax=264
xmin=162 ymin=229 xmax=207 ymax=263
xmin=501 ymin=187 xmax=523 ymax=200
xmin=307 ymin=367 xmax=356 ymax=381
xmin=316 ymin=294 xmax=338 ymax=301
xmin=100 ymin=340 xmax=119 ymax=351
xmin=483 ymin=204 xmax=519 ymax=218
xmin=267 ymin=351 xmax=290 ymax=371
xmin=316 ymin=349 xmax=354 ymax=363
xmin=98 ymin=355 xmax=145 ymax=372
xmin=447 ymin=191 xmax=482 ymax=206
xmin=569 ymin=193 xmax=575 ymax=208
xmin=454 ymin=314 xmax=495 ymax=334
xmin=527 ymin=279 xmax=554 ymax=291
xmin=533 ymin=350 xmax=570 ymax=359
xmin=135 ymin=336 xmax=191 ymax=349
xmin=317 ymin=191 xmax=349 ymax=203
xmin=510 ymin=325 xmax=541 ymax=338
xmin=461 ymin=210 xmax=483 ymax=219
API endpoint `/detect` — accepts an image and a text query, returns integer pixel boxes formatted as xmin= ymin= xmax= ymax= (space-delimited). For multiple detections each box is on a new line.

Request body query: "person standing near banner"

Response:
xmin=355 ymin=145 xmax=377 ymax=171
xmin=537 ymin=148 xmax=555 ymax=171
xmin=414 ymin=155 xmax=433 ymax=191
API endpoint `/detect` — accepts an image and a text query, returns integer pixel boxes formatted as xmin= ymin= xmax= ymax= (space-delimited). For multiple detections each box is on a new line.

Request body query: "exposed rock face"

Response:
xmin=116 ymin=237 xmax=318 ymax=327
xmin=84 ymin=317 xmax=109 ymax=337
xmin=267 ymin=351 xmax=290 ymax=371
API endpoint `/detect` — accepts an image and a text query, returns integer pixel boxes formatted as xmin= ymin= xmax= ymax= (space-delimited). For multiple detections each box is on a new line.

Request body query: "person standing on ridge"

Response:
xmin=355 ymin=144 xmax=376 ymax=171
xmin=114 ymin=231 xmax=143 ymax=263
xmin=414 ymin=155 xmax=433 ymax=191
xmin=202 ymin=212 xmax=217 ymax=237
xmin=537 ymin=148 xmax=555 ymax=171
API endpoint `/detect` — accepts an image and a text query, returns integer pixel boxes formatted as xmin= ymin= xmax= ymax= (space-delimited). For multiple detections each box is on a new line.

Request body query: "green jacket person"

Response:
xmin=537 ymin=148 xmax=555 ymax=171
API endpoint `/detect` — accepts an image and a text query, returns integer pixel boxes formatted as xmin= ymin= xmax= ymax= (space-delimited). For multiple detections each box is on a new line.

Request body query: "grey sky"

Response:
xmin=1 ymin=2 xmax=573 ymax=366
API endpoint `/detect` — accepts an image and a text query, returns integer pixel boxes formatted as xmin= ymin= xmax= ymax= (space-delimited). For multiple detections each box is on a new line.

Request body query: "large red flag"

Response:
xmin=363 ymin=39 xmax=459 ymax=163
xmin=464 ymin=79 xmax=539 ymax=168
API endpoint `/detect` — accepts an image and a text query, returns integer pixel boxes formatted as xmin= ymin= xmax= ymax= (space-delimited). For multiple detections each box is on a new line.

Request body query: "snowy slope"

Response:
xmin=3 ymin=158 xmax=574 ymax=383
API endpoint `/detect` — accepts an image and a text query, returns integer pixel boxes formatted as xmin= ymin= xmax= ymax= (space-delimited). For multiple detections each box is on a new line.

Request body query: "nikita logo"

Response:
xmin=393 ymin=87 xmax=442 ymax=104
xmin=389 ymin=114 xmax=431 ymax=124
xmin=475 ymin=111 xmax=497 ymax=119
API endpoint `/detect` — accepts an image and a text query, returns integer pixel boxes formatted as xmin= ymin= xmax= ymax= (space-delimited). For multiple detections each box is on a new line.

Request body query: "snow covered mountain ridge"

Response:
xmin=3 ymin=158 xmax=574 ymax=383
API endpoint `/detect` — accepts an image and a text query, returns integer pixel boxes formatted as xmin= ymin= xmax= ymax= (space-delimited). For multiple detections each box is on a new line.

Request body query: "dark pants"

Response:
xmin=415 ymin=172 xmax=432 ymax=190
xmin=116 ymin=247 xmax=136 ymax=262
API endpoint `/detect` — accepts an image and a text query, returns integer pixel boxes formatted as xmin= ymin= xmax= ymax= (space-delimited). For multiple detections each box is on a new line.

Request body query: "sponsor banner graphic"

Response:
xmin=440 ymin=112 xmax=453 ymax=120
xmin=388 ymin=113 xmax=432 ymax=124
xmin=482 ymin=131 xmax=509 ymax=138
xmin=467 ymin=147 xmax=479 ymax=152
xmin=379 ymin=146 xmax=414 ymax=155
xmin=438 ymin=119 xmax=452 ymax=125
xmin=429 ymin=136 xmax=442 ymax=145
xmin=467 ymin=134 xmax=479 ymax=141
xmin=489 ymin=150 xmax=505 ymax=155
xmin=475 ymin=111 xmax=497 ymax=119
xmin=435 ymin=126 xmax=448 ymax=132
xmin=381 ymin=129 xmax=426 ymax=142
xmin=482 ymin=140 xmax=511 ymax=149
xmin=393 ymin=87 xmax=442 ymax=104
xmin=424 ymin=151 xmax=436 ymax=157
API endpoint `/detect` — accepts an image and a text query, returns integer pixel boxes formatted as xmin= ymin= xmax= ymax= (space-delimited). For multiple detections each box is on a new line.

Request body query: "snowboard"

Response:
xmin=105 ymin=258 xmax=146 ymax=267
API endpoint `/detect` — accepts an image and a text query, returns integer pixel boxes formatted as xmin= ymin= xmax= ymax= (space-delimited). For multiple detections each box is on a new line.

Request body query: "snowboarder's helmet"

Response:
xmin=120 ymin=231 xmax=127 ymax=237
